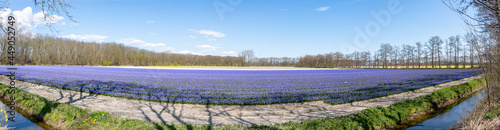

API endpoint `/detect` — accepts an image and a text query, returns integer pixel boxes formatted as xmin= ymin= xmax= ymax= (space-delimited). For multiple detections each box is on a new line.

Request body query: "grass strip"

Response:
xmin=0 ymin=77 xmax=485 ymax=130
xmin=248 ymin=77 xmax=486 ymax=130
xmin=0 ymin=84 xmax=218 ymax=129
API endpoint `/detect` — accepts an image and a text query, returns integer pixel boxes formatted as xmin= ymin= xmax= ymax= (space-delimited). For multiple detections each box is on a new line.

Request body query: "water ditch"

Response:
xmin=0 ymin=98 xmax=50 ymax=130
xmin=396 ymin=89 xmax=486 ymax=129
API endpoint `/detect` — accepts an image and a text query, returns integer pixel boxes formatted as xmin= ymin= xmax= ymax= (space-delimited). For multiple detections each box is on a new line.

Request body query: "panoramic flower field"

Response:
xmin=0 ymin=66 xmax=481 ymax=105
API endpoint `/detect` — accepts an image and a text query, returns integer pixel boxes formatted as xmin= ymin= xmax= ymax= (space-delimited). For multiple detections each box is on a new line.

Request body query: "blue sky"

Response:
xmin=3 ymin=0 xmax=468 ymax=58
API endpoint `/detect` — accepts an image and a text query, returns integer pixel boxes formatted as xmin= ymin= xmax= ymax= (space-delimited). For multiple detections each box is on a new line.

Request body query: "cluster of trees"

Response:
xmin=238 ymin=50 xmax=298 ymax=66
xmin=297 ymin=51 xmax=369 ymax=68
xmin=296 ymin=34 xmax=483 ymax=68
xmin=0 ymin=34 xmax=247 ymax=66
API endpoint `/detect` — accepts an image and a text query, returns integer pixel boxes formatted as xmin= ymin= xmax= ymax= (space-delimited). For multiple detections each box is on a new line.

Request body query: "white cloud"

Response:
xmin=196 ymin=44 xmax=220 ymax=52
xmin=198 ymin=30 xmax=226 ymax=37
xmin=12 ymin=7 xmax=33 ymax=29
xmin=208 ymin=39 xmax=216 ymax=41
xmin=33 ymin=10 xmax=64 ymax=25
xmin=61 ymin=34 xmax=108 ymax=42
xmin=155 ymin=46 xmax=175 ymax=52
xmin=146 ymin=46 xmax=174 ymax=53
xmin=140 ymin=43 xmax=166 ymax=47
xmin=117 ymin=38 xmax=145 ymax=45
xmin=117 ymin=38 xmax=166 ymax=47
xmin=189 ymin=29 xmax=226 ymax=38
xmin=146 ymin=20 xmax=155 ymax=23
xmin=0 ymin=7 xmax=65 ymax=34
xmin=178 ymin=50 xmax=201 ymax=55
xmin=188 ymin=35 xmax=197 ymax=39
xmin=117 ymin=38 xmax=174 ymax=52
xmin=315 ymin=7 xmax=330 ymax=12
xmin=222 ymin=51 xmax=237 ymax=56
xmin=0 ymin=8 xmax=12 ymax=27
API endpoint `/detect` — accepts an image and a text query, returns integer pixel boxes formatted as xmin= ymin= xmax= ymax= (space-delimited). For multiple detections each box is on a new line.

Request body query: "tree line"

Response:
xmin=0 ymin=33 xmax=487 ymax=68
xmin=294 ymin=34 xmax=484 ymax=68
xmin=238 ymin=50 xmax=298 ymax=66
xmin=0 ymin=34 xmax=247 ymax=66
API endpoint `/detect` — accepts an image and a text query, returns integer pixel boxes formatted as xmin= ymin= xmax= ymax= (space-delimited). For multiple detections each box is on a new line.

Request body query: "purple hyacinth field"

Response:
xmin=0 ymin=66 xmax=481 ymax=105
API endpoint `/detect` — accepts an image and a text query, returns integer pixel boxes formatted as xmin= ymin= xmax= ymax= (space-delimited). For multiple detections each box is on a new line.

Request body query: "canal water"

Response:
xmin=0 ymin=99 xmax=48 ymax=130
xmin=406 ymin=90 xmax=486 ymax=129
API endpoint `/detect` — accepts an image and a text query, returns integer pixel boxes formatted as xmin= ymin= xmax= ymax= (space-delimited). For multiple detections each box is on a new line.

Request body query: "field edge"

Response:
xmin=0 ymin=76 xmax=486 ymax=129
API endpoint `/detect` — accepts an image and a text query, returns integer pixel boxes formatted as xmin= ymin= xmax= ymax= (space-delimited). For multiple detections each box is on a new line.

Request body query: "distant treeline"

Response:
xmin=0 ymin=35 xmax=246 ymax=66
xmin=295 ymin=34 xmax=486 ymax=68
xmin=0 ymin=34 xmax=487 ymax=68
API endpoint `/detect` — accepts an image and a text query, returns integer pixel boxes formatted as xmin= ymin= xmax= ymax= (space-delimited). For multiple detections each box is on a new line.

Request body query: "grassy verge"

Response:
xmin=249 ymin=77 xmax=486 ymax=130
xmin=452 ymin=102 xmax=500 ymax=129
xmin=451 ymin=83 xmax=500 ymax=129
xmin=0 ymin=77 xmax=486 ymax=130
xmin=0 ymin=85 xmax=218 ymax=129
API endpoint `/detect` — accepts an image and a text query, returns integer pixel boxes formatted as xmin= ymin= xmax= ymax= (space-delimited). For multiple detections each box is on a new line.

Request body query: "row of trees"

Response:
xmin=1 ymin=33 xmax=483 ymax=68
xmin=0 ymin=34 xmax=247 ymax=66
xmin=296 ymin=34 xmax=484 ymax=68
xmin=238 ymin=50 xmax=298 ymax=66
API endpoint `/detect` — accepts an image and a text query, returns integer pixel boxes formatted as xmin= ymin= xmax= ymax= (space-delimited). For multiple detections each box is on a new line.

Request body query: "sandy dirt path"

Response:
xmin=0 ymin=75 xmax=481 ymax=126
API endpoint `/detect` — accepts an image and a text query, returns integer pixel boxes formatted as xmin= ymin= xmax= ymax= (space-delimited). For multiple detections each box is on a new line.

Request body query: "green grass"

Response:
xmin=249 ymin=77 xmax=486 ymax=130
xmin=0 ymin=86 xmax=220 ymax=129
xmin=0 ymin=77 xmax=486 ymax=130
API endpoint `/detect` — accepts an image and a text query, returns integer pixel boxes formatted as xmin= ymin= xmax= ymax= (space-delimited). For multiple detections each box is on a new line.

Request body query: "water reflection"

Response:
xmin=407 ymin=90 xmax=486 ymax=129
xmin=0 ymin=101 xmax=44 ymax=130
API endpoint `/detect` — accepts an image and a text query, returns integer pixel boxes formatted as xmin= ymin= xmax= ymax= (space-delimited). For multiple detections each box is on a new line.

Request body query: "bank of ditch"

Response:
xmin=0 ymin=77 xmax=486 ymax=129
xmin=252 ymin=77 xmax=487 ymax=130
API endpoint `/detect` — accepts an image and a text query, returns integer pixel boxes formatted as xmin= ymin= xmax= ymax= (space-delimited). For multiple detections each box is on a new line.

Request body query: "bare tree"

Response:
xmin=465 ymin=33 xmax=477 ymax=68
xmin=424 ymin=42 xmax=432 ymax=68
xmin=393 ymin=46 xmax=400 ymax=68
xmin=447 ymin=35 xmax=460 ymax=68
xmin=373 ymin=51 xmax=379 ymax=68
xmin=453 ymin=35 xmax=462 ymax=68
xmin=33 ymin=0 xmax=76 ymax=33
xmin=416 ymin=42 xmax=423 ymax=68
xmin=238 ymin=50 xmax=254 ymax=65
xmin=425 ymin=42 xmax=434 ymax=68
xmin=379 ymin=43 xmax=392 ymax=68
xmin=402 ymin=44 xmax=414 ymax=68
xmin=445 ymin=39 xmax=452 ymax=68
xmin=0 ymin=0 xmax=75 ymax=34
xmin=463 ymin=39 xmax=468 ymax=68
xmin=429 ymin=36 xmax=443 ymax=68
